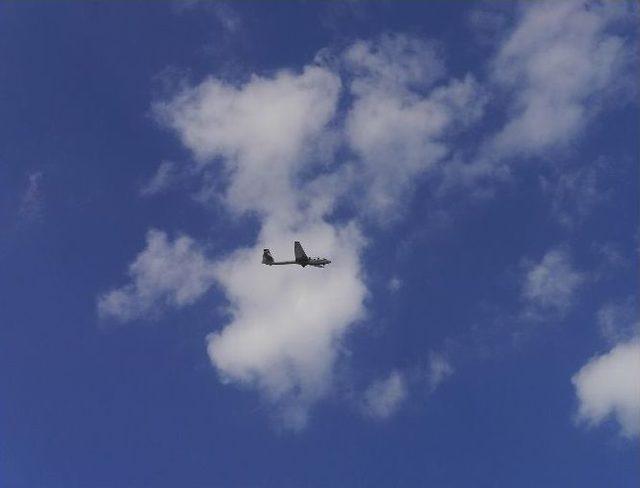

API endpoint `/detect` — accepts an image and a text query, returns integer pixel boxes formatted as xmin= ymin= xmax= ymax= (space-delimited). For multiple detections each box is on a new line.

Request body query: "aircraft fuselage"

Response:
xmin=267 ymin=257 xmax=331 ymax=267
xmin=262 ymin=242 xmax=331 ymax=268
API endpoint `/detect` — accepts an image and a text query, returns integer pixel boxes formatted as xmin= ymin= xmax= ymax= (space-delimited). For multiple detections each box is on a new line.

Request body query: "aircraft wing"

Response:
xmin=294 ymin=241 xmax=308 ymax=261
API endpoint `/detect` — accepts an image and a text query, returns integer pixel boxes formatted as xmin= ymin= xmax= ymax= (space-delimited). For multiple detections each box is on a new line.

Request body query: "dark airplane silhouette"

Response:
xmin=262 ymin=241 xmax=331 ymax=268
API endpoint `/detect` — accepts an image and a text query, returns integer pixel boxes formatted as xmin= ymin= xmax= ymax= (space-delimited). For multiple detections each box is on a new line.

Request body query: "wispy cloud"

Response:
xmin=597 ymin=298 xmax=639 ymax=345
xmin=540 ymin=158 xmax=611 ymax=228
xmin=361 ymin=371 xmax=408 ymax=420
xmin=466 ymin=5 xmax=509 ymax=47
xmin=344 ymin=34 xmax=486 ymax=220
xmin=521 ymin=247 xmax=586 ymax=319
xmin=427 ymin=351 xmax=454 ymax=392
xmin=388 ymin=277 xmax=402 ymax=293
xmin=173 ymin=0 xmax=242 ymax=34
xmin=19 ymin=171 xmax=44 ymax=221
xmin=98 ymin=230 xmax=217 ymax=323
xmin=140 ymin=161 xmax=179 ymax=197
xmin=440 ymin=0 xmax=635 ymax=194
xmin=489 ymin=0 xmax=631 ymax=158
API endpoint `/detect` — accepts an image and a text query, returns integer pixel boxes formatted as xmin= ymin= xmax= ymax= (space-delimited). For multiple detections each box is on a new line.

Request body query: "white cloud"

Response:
xmin=572 ymin=338 xmax=640 ymax=438
xmin=440 ymin=1 xmax=634 ymax=196
xmin=154 ymin=64 xmax=342 ymax=220
xmin=155 ymin=34 xmax=489 ymax=226
xmin=427 ymin=352 xmax=454 ymax=392
xmin=344 ymin=34 xmax=486 ymax=219
xmin=98 ymin=230 xmax=217 ymax=322
xmin=489 ymin=0 xmax=630 ymax=157
xmin=522 ymin=248 xmax=586 ymax=316
xmin=361 ymin=371 xmax=408 ymax=420
xmin=208 ymin=221 xmax=366 ymax=430
xmin=140 ymin=161 xmax=179 ymax=197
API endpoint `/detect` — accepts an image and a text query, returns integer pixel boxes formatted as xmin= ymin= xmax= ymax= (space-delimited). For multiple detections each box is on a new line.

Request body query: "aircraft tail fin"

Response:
xmin=262 ymin=249 xmax=274 ymax=265
xmin=294 ymin=241 xmax=308 ymax=261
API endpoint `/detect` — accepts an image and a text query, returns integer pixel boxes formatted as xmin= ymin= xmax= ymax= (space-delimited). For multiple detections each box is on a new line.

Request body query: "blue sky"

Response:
xmin=1 ymin=1 xmax=638 ymax=487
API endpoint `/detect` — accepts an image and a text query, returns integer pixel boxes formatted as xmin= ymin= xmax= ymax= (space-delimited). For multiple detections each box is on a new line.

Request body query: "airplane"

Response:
xmin=262 ymin=241 xmax=331 ymax=268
